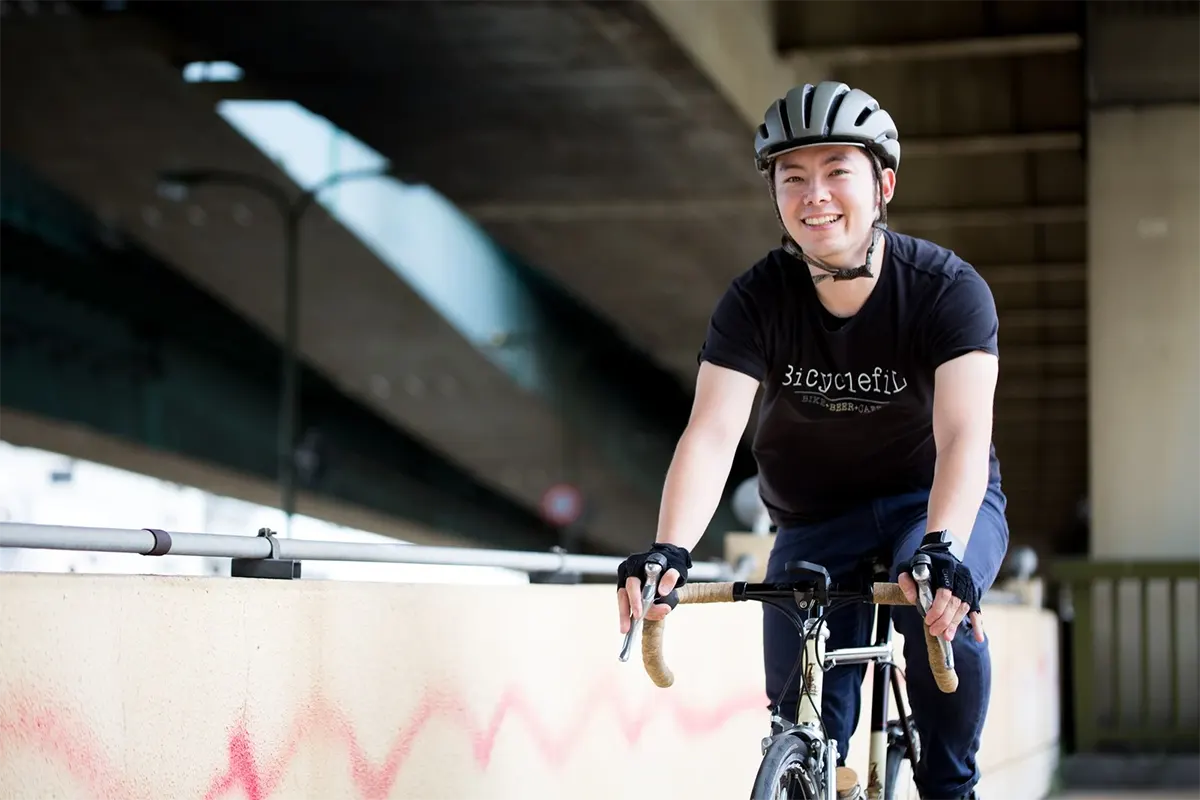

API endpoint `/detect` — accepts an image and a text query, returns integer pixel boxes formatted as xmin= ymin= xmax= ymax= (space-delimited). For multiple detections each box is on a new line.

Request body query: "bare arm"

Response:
xmin=617 ymin=362 xmax=758 ymax=631
xmin=655 ymin=362 xmax=761 ymax=551
xmin=618 ymin=362 xmax=759 ymax=631
xmin=925 ymin=350 xmax=998 ymax=547
xmin=900 ymin=349 xmax=998 ymax=643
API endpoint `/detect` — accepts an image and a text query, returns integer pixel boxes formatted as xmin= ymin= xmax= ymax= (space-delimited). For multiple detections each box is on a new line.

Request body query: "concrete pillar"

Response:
xmin=1088 ymin=105 xmax=1200 ymax=559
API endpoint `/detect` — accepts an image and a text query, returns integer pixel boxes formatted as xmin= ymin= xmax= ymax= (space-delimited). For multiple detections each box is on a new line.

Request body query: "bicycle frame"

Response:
xmin=638 ymin=559 xmax=929 ymax=800
xmin=774 ymin=598 xmax=918 ymax=799
xmin=635 ymin=559 xmax=951 ymax=800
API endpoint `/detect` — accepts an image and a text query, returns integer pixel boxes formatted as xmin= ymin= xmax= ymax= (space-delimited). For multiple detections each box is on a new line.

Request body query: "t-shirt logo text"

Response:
xmin=781 ymin=364 xmax=908 ymax=414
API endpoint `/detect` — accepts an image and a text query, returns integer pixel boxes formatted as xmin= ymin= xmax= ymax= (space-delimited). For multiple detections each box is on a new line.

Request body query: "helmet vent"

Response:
xmin=802 ymin=89 xmax=816 ymax=132
xmin=754 ymin=81 xmax=901 ymax=174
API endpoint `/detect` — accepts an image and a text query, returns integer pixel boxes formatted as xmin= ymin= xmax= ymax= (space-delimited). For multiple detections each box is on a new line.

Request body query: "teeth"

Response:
xmin=803 ymin=215 xmax=840 ymax=226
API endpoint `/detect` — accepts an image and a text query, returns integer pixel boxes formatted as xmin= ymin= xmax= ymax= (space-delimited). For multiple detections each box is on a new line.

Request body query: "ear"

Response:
xmin=880 ymin=168 xmax=897 ymax=204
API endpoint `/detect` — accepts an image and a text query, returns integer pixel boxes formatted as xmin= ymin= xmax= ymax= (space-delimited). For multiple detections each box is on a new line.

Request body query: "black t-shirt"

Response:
xmin=699 ymin=229 xmax=1002 ymax=528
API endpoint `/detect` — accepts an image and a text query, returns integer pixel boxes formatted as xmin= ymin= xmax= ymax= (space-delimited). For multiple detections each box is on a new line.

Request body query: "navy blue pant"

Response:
xmin=763 ymin=485 xmax=1009 ymax=799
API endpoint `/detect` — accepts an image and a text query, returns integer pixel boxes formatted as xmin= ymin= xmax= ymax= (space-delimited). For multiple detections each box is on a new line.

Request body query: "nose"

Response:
xmin=801 ymin=177 xmax=831 ymax=206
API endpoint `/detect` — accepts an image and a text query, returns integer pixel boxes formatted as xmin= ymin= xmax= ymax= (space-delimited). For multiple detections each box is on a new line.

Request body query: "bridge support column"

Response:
xmin=1088 ymin=105 xmax=1199 ymax=559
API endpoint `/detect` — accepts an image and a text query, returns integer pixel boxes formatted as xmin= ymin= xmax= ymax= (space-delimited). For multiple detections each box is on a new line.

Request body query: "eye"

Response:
xmin=830 ymin=169 xmax=850 ymax=177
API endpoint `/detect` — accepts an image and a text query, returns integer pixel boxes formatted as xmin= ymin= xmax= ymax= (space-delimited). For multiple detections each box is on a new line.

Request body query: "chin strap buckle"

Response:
xmin=814 ymin=264 xmax=873 ymax=284
xmin=806 ymin=226 xmax=883 ymax=285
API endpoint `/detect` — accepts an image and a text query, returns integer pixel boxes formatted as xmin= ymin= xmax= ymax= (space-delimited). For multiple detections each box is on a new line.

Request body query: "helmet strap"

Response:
xmin=763 ymin=154 xmax=889 ymax=286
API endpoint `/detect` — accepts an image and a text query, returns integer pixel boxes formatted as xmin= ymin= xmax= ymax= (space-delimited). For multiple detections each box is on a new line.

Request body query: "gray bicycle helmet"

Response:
xmin=754 ymin=81 xmax=900 ymax=284
xmin=755 ymin=81 xmax=901 ymax=174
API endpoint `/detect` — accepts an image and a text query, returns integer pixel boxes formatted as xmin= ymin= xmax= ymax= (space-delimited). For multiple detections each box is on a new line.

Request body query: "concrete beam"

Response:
xmin=0 ymin=233 xmax=561 ymax=552
xmin=1001 ymin=346 xmax=1086 ymax=369
xmin=784 ymin=32 xmax=1081 ymax=68
xmin=465 ymin=197 xmax=767 ymax=222
xmin=996 ymin=408 xmax=1087 ymax=424
xmin=0 ymin=409 xmax=482 ymax=549
xmin=978 ymin=263 xmax=1086 ymax=285
xmin=892 ymin=206 xmax=1086 ymax=230
xmin=905 ymin=132 xmax=1082 ymax=158
xmin=641 ymin=0 xmax=817 ymax=129
xmin=998 ymin=378 xmax=1085 ymax=401
xmin=1001 ymin=308 xmax=1086 ymax=329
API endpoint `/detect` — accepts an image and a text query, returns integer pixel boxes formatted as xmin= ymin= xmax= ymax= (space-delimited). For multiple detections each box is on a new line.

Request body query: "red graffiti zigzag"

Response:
xmin=1 ymin=677 xmax=766 ymax=800
xmin=202 ymin=675 xmax=767 ymax=800
xmin=0 ymin=691 xmax=144 ymax=800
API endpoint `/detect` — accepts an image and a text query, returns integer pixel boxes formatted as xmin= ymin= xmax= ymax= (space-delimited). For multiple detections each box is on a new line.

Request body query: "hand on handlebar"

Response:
xmin=618 ymin=567 xmax=681 ymax=633
xmin=615 ymin=543 xmax=692 ymax=635
xmin=898 ymin=573 xmax=984 ymax=643
xmin=899 ymin=532 xmax=985 ymax=645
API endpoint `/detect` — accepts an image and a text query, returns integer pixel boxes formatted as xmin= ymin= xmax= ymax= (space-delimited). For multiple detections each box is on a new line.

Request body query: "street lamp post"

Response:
xmin=157 ymin=166 xmax=386 ymax=535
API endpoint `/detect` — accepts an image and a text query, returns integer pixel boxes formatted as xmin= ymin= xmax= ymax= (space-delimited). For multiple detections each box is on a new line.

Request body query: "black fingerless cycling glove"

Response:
xmin=616 ymin=543 xmax=693 ymax=609
xmin=912 ymin=533 xmax=981 ymax=614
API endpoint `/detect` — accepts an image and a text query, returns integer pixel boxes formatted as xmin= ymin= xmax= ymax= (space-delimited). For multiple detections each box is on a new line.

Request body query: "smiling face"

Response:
xmin=773 ymin=144 xmax=896 ymax=267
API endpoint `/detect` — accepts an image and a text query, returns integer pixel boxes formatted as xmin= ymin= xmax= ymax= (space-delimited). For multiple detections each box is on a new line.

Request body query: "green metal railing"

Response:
xmin=1052 ymin=559 xmax=1200 ymax=754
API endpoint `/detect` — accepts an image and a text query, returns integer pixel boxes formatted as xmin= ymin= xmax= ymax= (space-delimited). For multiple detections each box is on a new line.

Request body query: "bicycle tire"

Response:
xmin=884 ymin=719 xmax=919 ymax=800
xmin=750 ymin=735 xmax=820 ymax=800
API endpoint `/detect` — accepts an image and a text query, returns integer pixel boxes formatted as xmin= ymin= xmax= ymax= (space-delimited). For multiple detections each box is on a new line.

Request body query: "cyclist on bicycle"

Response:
xmin=616 ymin=81 xmax=1008 ymax=800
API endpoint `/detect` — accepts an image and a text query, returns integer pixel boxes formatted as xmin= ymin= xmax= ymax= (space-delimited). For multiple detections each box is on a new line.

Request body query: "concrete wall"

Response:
xmin=1088 ymin=105 xmax=1200 ymax=560
xmin=0 ymin=571 xmax=1058 ymax=799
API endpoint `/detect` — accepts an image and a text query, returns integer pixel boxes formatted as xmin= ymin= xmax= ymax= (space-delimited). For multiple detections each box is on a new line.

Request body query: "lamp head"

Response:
xmin=155 ymin=169 xmax=215 ymax=202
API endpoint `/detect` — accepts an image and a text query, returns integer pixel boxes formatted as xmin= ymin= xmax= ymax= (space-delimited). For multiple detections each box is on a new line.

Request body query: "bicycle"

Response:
xmin=619 ymin=553 xmax=959 ymax=800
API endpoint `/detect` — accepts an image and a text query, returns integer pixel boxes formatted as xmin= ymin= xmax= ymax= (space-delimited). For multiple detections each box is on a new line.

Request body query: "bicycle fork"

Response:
xmin=764 ymin=618 xmax=842 ymax=800
xmin=792 ymin=600 xmax=919 ymax=800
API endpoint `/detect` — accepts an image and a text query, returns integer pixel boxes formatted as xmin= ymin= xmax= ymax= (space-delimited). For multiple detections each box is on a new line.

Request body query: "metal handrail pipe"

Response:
xmin=0 ymin=523 xmax=737 ymax=581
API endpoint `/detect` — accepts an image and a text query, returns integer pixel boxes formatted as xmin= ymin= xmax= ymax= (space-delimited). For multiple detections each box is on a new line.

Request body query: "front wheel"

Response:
xmin=750 ymin=735 xmax=821 ymax=800
xmin=883 ymin=720 xmax=920 ymax=800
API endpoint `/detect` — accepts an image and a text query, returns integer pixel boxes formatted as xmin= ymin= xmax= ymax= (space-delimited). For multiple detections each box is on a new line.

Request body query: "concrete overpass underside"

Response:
xmin=2 ymin=2 xmax=759 ymax=557
xmin=2 ymin=0 xmax=1113 ymax=557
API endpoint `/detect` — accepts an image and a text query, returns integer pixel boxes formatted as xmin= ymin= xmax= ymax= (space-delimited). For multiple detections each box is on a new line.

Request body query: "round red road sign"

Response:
xmin=540 ymin=483 xmax=584 ymax=527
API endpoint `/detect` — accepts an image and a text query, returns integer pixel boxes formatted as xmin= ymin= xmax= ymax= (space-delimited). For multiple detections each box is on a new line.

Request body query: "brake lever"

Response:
xmin=618 ymin=552 xmax=668 ymax=662
xmin=910 ymin=553 xmax=955 ymax=672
